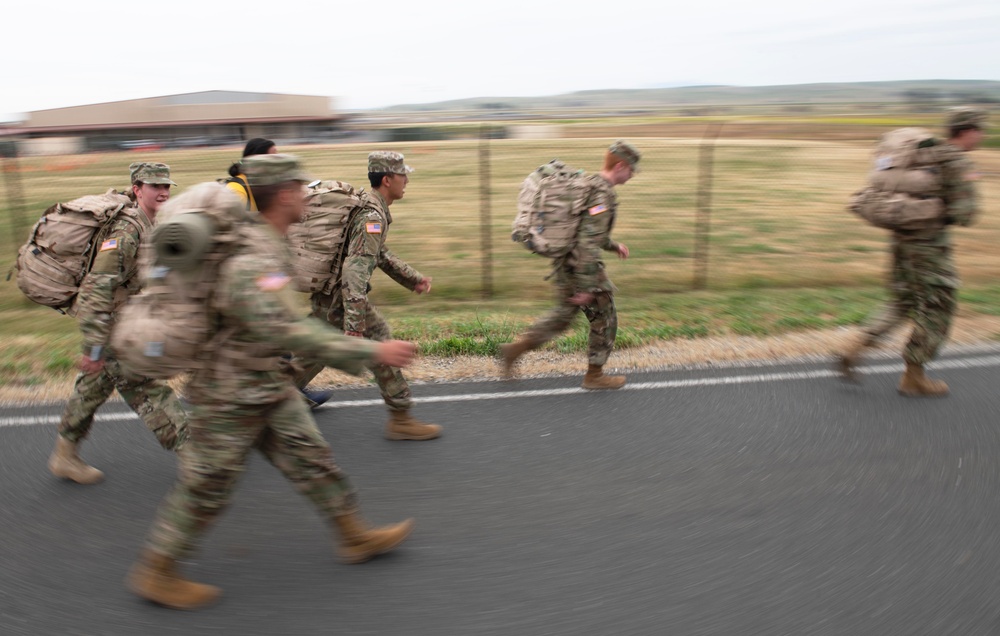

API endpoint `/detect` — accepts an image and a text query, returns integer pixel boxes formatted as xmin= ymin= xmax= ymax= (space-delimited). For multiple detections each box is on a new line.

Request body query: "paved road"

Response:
xmin=2 ymin=350 xmax=1000 ymax=635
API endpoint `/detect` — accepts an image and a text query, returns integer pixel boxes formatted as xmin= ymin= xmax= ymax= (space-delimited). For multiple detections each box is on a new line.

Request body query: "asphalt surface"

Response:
xmin=2 ymin=350 xmax=1000 ymax=635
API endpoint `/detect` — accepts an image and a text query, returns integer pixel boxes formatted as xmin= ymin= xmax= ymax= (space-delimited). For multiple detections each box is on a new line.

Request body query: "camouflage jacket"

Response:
xmin=562 ymin=173 xmax=621 ymax=293
xmin=186 ymin=219 xmax=378 ymax=406
xmin=338 ymin=189 xmax=423 ymax=333
xmin=891 ymin=141 xmax=980 ymax=287
xmin=76 ymin=205 xmax=150 ymax=355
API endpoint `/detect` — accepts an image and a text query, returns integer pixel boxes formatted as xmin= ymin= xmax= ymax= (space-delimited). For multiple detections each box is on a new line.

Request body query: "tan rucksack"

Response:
xmin=512 ymin=160 xmax=592 ymax=258
xmin=849 ymin=127 xmax=946 ymax=231
xmin=14 ymin=190 xmax=139 ymax=313
xmin=286 ymin=180 xmax=368 ymax=294
xmin=111 ymin=182 xmax=252 ymax=379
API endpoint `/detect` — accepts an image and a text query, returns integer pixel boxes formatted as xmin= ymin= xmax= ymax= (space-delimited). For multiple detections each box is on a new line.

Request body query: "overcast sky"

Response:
xmin=2 ymin=0 xmax=998 ymax=120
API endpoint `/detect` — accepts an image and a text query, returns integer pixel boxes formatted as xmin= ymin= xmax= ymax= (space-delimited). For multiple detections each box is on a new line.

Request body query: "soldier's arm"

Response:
xmin=377 ymin=245 xmax=423 ymax=290
xmin=76 ymin=228 xmax=140 ymax=357
xmin=340 ymin=210 xmax=383 ymax=334
xmin=939 ymin=149 xmax=980 ymax=227
xmin=222 ymin=255 xmax=378 ymax=375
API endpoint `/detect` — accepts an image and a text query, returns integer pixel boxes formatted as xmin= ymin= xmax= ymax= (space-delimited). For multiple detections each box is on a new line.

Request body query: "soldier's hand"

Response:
xmin=569 ymin=292 xmax=596 ymax=306
xmin=414 ymin=277 xmax=433 ymax=294
xmin=374 ymin=340 xmax=417 ymax=368
xmin=616 ymin=243 xmax=630 ymax=260
xmin=79 ymin=356 xmax=105 ymax=374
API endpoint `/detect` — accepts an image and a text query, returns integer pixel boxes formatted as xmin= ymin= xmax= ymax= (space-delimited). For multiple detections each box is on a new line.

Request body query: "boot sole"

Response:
xmin=385 ymin=432 xmax=442 ymax=441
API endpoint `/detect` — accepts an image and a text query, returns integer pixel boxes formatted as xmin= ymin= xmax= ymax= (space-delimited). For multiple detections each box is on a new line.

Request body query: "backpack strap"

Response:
xmin=225 ymin=176 xmax=252 ymax=211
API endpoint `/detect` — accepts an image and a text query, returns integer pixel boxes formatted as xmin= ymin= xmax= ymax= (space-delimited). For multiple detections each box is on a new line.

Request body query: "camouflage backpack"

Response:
xmin=849 ymin=127 xmax=946 ymax=231
xmin=111 ymin=182 xmax=253 ymax=380
xmin=512 ymin=160 xmax=592 ymax=258
xmin=13 ymin=190 xmax=140 ymax=313
xmin=286 ymin=180 xmax=368 ymax=294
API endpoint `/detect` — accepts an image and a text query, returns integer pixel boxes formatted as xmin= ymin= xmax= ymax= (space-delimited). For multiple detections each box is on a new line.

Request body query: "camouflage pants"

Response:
xmin=295 ymin=288 xmax=412 ymax=411
xmin=862 ymin=245 xmax=957 ymax=365
xmin=144 ymin=393 xmax=359 ymax=560
xmin=522 ymin=271 xmax=618 ymax=366
xmin=59 ymin=357 xmax=187 ymax=450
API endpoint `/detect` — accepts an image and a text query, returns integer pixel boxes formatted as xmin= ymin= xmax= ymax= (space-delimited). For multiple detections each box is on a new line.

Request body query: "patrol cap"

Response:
xmin=608 ymin=140 xmax=641 ymax=173
xmin=946 ymin=106 xmax=988 ymax=130
xmin=129 ymin=162 xmax=176 ymax=186
xmin=242 ymin=153 xmax=312 ymax=187
xmin=368 ymin=151 xmax=413 ymax=175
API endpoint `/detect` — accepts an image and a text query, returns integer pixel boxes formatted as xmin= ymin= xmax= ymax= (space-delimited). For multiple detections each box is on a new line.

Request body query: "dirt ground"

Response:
xmin=5 ymin=314 xmax=999 ymax=406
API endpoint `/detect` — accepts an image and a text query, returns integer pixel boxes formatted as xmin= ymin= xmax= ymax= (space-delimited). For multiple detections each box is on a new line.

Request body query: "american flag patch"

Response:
xmin=100 ymin=238 xmax=118 ymax=251
xmin=588 ymin=204 xmax=608 ymax=216
xmin=366 ymin=222 xmax=382 ymax=233
xmin=256 ymin=272 xmax=290 ymax=291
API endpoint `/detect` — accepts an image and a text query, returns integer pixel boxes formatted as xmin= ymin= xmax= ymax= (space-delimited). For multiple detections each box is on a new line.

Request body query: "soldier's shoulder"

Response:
xmin=933 ymin=142 xmax=969 ymax=165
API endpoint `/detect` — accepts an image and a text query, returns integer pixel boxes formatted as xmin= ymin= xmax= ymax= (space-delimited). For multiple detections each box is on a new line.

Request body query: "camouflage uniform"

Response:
xmin=521 ymin=172 xmax=623 ymax=365
xmin=296 ymin=153 xmax=424 ymax=412
xmin=139 ymin=159 xmax=385 ymax=561
xmin=59 ymin=162 xmax=187 ymax=451
xmin=859 ymin=111 xmax=982 ymax=365
xmin=145 ymin=217 xmax=379 ymax=560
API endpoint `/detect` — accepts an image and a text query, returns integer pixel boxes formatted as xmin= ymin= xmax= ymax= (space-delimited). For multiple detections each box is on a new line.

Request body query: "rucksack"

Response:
xmin=512 ymin=160 xmax=592 ymax=258
xmin=111 ymin=182 xmax=252 ymax=379
xmin=13 ymin=190 xmax=140 ymax=313
xmin=286 ymin=180 xmax=368 ymax=294
xmin=849 ymin=127 xmax=946 ymax=231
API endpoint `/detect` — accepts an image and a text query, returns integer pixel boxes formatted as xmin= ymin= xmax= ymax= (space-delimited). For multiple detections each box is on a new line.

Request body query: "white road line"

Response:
xmin=3 ymin=354 xmax=1000 ymax=428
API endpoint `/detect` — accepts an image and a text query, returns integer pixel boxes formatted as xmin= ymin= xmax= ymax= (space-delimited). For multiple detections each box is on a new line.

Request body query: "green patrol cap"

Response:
xmin=129 ymin=162 xmax=176 ymax=186
xmin=242 ymin=153 xmax=312 ymax=187
xmin=946 ymin=106 xmax=988 ymax=129
xmin=368 ymin=151 xmax=413 ymax=175
xmin=608 ymin=140 xmax=641 ymax=173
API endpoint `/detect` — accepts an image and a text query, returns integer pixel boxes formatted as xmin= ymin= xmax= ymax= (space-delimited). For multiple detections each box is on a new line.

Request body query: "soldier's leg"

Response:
xmin=49 ymin=366 xmax=115 ymax=483
xmin=144 ymin=403 xmax=262 ymax=561
xmin=363 ymin=304 xmax=412 ymax=411
xmin=581 ymin=292 xmax=624 ymax=390
xmin=839 ymin=265 xmax=914 ymax=382
xmin=256 ymin=395 xmax=359 ymax=517
xmin=130 ymin=403 xmax=256 ymax=608
xmin=904 ymin=284 xmax=956 ymax=365
xmin=258 ymin=394 xmax=412 ymax=563
xmin=364 ymin=305 xmax=441 ymax=440
xmin=108 ymin=358 xmax=188 ymax=451
xmin=58 ymin=366 xmax=116 ymax=442
xmin=502 ymin=276 xmax=581 ymax=376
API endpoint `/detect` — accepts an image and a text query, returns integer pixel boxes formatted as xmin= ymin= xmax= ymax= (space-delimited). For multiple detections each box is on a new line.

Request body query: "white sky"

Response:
xmin=2 ymin=0 xmax=998 ymax=120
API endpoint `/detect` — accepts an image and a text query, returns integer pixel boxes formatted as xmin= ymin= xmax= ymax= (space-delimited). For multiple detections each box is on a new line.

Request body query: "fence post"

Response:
xmin=479 ymin=124 xmax=494 ymax=299
xmin=2 ymin=143 xmax=26 ymax=260
xmin=693 ymin=121 xmax=723 ymax=290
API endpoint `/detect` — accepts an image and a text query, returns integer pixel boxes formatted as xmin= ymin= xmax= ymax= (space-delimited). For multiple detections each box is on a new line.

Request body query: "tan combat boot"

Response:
xmin=333 ymin=512 xmax=414 ymax=564
xmin=836 ymin=335 xmax=871 ymax=384
xmin=127 ymin=549 xmax=221 ymax=610
xmin=385 ymin=410 xmax=442 ymax=441
xmin=581 ymin=364 xmax=626 ymax=390
xmin=48 ymin=436 xmax=104 ymax=485
xmin=898 ymin=362 xmax=949 ymax=397
xmin=499 ymin=338 xmax=536 ymax=378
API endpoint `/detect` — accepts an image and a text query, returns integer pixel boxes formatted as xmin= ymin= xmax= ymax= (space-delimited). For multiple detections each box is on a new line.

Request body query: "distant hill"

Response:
xmin=375 ymin=80 xmax=1000 ymax=113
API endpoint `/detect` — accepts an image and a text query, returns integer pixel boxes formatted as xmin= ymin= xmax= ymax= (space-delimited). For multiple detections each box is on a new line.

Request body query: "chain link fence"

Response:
xmin=2 ymin=121 xmax=997 ymax=308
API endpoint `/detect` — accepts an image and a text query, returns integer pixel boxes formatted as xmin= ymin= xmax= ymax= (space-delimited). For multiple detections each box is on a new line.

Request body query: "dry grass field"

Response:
xmin=2 ymin=133 xmax=998 ymax=401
